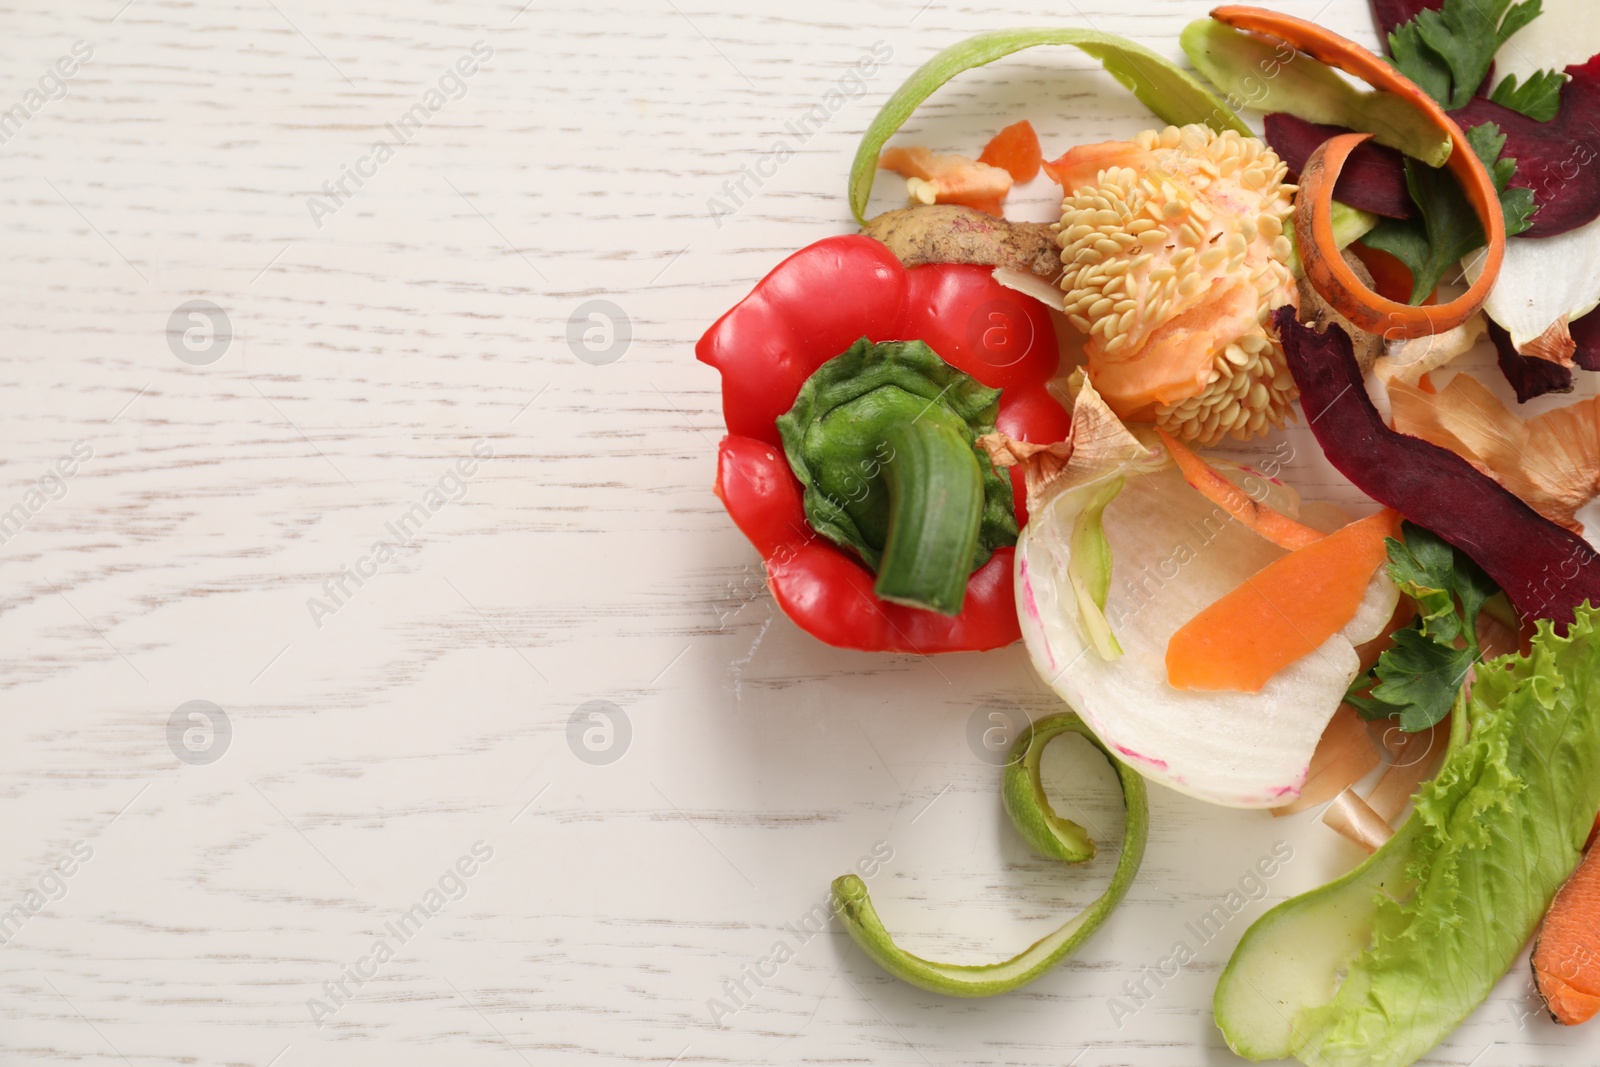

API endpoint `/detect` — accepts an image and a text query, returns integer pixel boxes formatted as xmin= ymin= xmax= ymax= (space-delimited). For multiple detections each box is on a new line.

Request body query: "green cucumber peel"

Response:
xmin=1067 ymin=476 xmax=1125 ymax=661
xmin=833 ymin=712 xmax=1148 ymax=997
xmin=777 ymin=338 xmax=1016 ymax=616
xmin=849 ymin=28 xmax=1251 ymax=225
xmin=1180 ymin=19 xmax=1453 ymax=167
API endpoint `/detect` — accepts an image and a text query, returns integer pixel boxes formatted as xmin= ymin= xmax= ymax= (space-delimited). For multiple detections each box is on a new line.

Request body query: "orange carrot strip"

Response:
xmin=1166 ymin=508 xmax=1402 ymax=692
xmin=1209 ymin=7 xmax=1504 ymax=338
xmin=978 ymin=120 xmax=1042 ymax=183
xmin=1157 ymin=428 xmax=1324 ymax=551
xmin=1533 ymin=844 xmax=1600 ymax=1025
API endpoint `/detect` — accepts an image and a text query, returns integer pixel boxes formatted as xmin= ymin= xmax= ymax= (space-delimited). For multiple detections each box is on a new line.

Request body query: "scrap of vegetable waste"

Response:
xmin=1180 ymin=18 xmax=1452 ymax=166
xmin=1533 ymin=840 xmax=1600 ymax=1025
xmin=1388 ymin=370 xmax=1600 ymax=534
xmin=978 ymin=120 xmax=1043 ymax=183
xmin=861 ymin=205 xmax=1059 ymax=277
xmin=1189 ymin=11 xmax=1507 ymax=338
xmin=1049 ymin=123 xmax=1302 ymax=446
xmin=1216 ymin=608 xmax=1600 ymax=1067
xmin=1343 ymin=522 xmax=1498 ymax=732
xmin=698 ymin=235 xmax=1069 ymax=653
xmin=1276 ymin=307 xmax=1600 ymax=627
xmin=1264 ymin=112 xmax=1414 ymax=219
xmin=849 ymin=28 xmax=1250 ymax=226
xmin=877 ymin=121 xmax=1047 ymax=219
xmin=1325 ymin=0 xmax=1600 ymax=365
xmin=777 ymin=339 xmax=1018 ymax=616
xmin=834 ymin=712 xmax=1146 ymax=995
xmin=1002 ymin=376 xmax=1400 ymax=808
xmin=1165 ymin=508 xmax=1403 ymax=694
xmin=878 ymin=145 xmax=1013 ymax=217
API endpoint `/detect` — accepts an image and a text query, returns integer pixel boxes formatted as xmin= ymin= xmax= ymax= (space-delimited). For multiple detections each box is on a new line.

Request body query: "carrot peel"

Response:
xmin=1156 ymin=428 xmax=1324 ymax=551
xmin=1166 ymin=508 xmax=1402 ymax=692
xmin=1208 ymin=7 xmax=1504 ymax=338
xmin=978 ymin=120 xmax=1042 ymax=184
xmin=1533 ymin=843 xmax=1600 ymax=1025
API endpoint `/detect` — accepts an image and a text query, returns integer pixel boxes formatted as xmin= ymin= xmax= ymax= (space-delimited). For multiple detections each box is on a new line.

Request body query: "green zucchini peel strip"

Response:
xmin=833 ymin=712 xmax=1148 ymax=996
xmin=849 ymin=28 xmax=1252 ymax=225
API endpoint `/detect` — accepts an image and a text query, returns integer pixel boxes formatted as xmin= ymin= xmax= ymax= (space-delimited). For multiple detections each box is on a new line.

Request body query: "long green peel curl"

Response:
xmin=833 ymin=712 xmax=1148 ymax=996
xmin=849 ymin=28 xmax=1252 ymax=225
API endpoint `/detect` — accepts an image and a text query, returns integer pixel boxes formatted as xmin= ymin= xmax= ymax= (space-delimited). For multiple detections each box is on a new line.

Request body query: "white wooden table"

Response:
xmin=3 ymin=0 xmax=1594 ymax=1063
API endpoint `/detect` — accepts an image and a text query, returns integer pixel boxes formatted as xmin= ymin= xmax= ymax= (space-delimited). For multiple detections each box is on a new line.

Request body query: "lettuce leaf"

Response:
xmin=1215 ymin=605 xmax=1600 ymax=1067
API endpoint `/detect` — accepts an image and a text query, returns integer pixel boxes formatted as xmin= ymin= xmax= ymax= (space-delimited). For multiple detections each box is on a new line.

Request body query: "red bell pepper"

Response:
xmin=696 ymin=234 xmax=1070 ymax=654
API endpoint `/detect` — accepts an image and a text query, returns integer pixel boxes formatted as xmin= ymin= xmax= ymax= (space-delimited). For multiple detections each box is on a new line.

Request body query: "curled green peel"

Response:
xmin=833 ymin=712 xmax=1147 ymax=996
xmin=849 ymin=28 xmax=1251 ymax=225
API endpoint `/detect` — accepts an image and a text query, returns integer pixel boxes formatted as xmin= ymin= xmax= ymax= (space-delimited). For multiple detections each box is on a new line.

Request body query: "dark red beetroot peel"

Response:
xmin=1489 ymin=317 xmax=1574 ymax=402
xmin=1274 ymin=306 xmax=1600 ymax=627
xmin=1372 ymin=0 xmax=1437 ymax=39
xmin=1321 ymin=23 xmax=1600 ymax=237
xmin=1451 ymin=55 xmax=1600 ymax=238
xmin=1265 ymin=114 xmax=1416 ymax=219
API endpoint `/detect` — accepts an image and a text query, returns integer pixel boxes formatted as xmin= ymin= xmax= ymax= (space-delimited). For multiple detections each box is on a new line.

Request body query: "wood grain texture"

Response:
xmin=1 ymin=0 xmax=1594 ymax=1064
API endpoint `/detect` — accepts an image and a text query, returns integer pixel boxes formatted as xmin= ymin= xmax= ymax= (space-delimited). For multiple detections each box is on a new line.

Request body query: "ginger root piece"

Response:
xmin=862 ymin=206 xmax=1059 ymax=278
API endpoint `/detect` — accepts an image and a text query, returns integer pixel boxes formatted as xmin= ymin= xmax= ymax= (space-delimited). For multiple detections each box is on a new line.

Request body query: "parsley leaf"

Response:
xmin=1489 ymin=69 xmax=1567 ymax=121
xmin=1345 ymin=523 xmax=1500 ymax=732
xmin=1386 ymin=519 xmax=1496 ymax=656
xmin=1388 ymin=0 xmax=1545 ymax=110
xmin=1360 ymin=123 xmax=1535 ymax=303
xmin=1373 ymin=626 xmax=1476 ymax=732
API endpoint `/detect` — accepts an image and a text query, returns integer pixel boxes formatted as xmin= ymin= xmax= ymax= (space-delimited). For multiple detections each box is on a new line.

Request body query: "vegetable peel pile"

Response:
xmin=1217 ymin=608 xmax=1600 ymax=1067
xmin=1013 ymin=432 xmax=1401 ymax=807
xmin=694 ymin=2 xmax=1600 ymax=1060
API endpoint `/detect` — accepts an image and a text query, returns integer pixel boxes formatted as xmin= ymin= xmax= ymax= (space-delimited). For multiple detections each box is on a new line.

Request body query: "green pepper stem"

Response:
xmin=873 ymin=420 xmax=985 ymax=616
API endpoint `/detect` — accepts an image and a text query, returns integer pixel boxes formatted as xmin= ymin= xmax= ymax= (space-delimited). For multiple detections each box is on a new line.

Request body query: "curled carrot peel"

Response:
xmin=1156 ymin=428 xmax=1323 ymax=551
xmin=1209 ymin=6 xmax=1504 ymax=338
xmin=1166 ymin=508 xmax=1401 ymax=692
